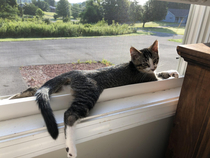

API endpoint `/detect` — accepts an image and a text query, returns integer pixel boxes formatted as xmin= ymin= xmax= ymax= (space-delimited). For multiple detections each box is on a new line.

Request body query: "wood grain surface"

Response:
xmin=166 ymin=43 xmax=210 ymax=158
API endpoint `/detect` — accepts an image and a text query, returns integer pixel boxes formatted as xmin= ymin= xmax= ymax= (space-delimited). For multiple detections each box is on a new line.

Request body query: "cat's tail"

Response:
xmin=35 ymin=86 xmax=59 ymax=139
xmin=35 ymin=75 xmax=71 ymax=139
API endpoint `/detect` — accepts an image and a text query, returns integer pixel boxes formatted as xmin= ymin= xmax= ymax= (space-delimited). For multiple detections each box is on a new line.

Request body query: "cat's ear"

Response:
xmin=130 ymin=47 xmax=141 ymax=60
xmin=150 ymin=40 xmax=159 ymax=53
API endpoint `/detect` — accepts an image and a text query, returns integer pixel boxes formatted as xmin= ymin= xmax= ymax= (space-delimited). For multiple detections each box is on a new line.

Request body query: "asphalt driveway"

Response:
xmin=0 ymin=33 xmax=182 ymax=96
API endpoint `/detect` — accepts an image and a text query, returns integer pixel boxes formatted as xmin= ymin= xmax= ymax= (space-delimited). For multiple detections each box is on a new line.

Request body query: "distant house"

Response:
xmin=16 ymin=0 xmax=44 ymax=4
xmin=49 ymin=6 xmax=56 ymax=12
xmin=18 ymin=3 xmax=25 ymax=8
xmin=162 ymin=8 xmax=189 ymax=23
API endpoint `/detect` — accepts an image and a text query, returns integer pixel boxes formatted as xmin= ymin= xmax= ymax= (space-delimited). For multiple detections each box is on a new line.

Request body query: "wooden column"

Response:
xmin=166 ymin=43 xmax=210 ymax=158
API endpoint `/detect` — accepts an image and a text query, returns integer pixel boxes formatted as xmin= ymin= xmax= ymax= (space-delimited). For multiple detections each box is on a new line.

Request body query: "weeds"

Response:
xmin=77 ymin=59 xmax=81 ymax=64
xmin=101 ymin=59 xmax=113 ymax=66
xmin=75 ymin=59 xmax=112 ymax=66
xmin=0 ymin=19 xmax=136 ymax=38
xmin=85 ymin=60 xmax=94 ymax=64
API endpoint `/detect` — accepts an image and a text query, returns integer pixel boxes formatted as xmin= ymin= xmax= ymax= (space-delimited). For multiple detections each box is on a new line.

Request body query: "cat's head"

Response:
xmin=130 ymin=40 xmax=159 ymax=73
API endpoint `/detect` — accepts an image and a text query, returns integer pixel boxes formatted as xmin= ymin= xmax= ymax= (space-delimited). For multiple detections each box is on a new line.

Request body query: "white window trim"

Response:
xmin=1 ymin=3 xmax=210 ymax=158
xmin=0 ymin=78 xmax=183 ymax=158
xmin=177 ymin=4 xmax=210 ymax=75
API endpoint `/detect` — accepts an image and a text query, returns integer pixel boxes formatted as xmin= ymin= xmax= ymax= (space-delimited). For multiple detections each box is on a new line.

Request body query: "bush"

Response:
xmin=43 ymin=18 xmax=51 ymax=24
xmin=84 ymin=23 xmax=92 ymax=28
xmin=0 ymin=19 xmax=135 ymax=38
xmin=53 ymin=14 xmax=58 ymax=20
xmin=95 ymin=19 xmax=108 ymax=27
xmin=23 ymin=3 xmax=38 ymax=16
xmin=36 ymin=8 xmax=44 ymax=19
xmin=63 ymin=16 xmax=70 ymax=23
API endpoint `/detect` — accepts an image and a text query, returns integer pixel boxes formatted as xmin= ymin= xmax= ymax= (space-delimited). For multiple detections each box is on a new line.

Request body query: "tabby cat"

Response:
xmin=35 ymin=40 xmax=179 ymax=158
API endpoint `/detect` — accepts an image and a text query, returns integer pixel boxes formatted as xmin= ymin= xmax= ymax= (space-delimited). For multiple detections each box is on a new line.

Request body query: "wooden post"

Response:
xmin=166 ymin=43 xmax=210 ymax=158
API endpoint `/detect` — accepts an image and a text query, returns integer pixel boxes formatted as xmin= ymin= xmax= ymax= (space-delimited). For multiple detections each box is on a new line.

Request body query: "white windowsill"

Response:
xmin=0 ymin=78 xmax=183 ymax=158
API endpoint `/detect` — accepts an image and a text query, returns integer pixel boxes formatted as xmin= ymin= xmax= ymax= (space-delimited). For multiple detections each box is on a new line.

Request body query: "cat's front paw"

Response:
xmin=157 ymin=70 xmax=179 ymax=79
xmin=168 ymin=70 xmax=179 ymax=78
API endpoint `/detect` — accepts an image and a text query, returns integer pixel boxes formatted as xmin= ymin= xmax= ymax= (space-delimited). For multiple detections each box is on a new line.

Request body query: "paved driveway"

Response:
xmin=0 ymin=34 xmax=182 ymax=96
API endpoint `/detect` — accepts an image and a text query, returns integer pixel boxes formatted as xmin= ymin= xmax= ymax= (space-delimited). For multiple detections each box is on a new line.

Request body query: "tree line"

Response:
xmin=52 ymin=0 xmax=189 ymax=27
xmin=57 ymin=0 xmax=168 ymax=27
xmin=0 ymin=0 xmax=190 ymax=27
xmin=0 ymin=0 xmax=55 ymax=18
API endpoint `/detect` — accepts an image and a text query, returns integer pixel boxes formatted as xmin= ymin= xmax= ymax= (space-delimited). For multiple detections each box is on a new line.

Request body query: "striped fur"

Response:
xmin=35 ymin=40 xmax=178 ymax=157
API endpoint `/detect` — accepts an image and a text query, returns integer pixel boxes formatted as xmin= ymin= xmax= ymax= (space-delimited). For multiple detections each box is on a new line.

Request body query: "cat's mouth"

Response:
xmin=143 ymin=69 xmax=155 ymax=73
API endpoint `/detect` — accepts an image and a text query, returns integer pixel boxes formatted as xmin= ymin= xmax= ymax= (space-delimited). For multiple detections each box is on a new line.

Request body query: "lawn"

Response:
xmin=0 ymin=30 xmax=152 ymax=42
xmin=135 ymin=21 xmax=185 ymax=35
xmin=43 ymin=11 xmax=74 ymax=21
xmin=43 ymin=11 xmax=63 ymax=21
xmin=168 ymin=39 xmax=183 ymax=43
xmin=43 ymin=11 xmax=54 ymax=20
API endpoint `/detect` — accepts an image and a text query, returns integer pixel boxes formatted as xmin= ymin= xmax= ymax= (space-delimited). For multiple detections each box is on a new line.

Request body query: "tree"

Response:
xmin=142 ymin=0 xmax=167 ymax=28
xmin=44 ymin=0 xmax=55 ymax=7
xmin=56 ymin=0 xmax=71 ymax=19
xmin=33 ymin=0 xmax=49 ymax=12
xmin=80 ymin=0 xmax=102 ymax=23
xmin=167 ymin=2 xmax=190 ymax=9
xmin=102 ymin=0 xmax=129 ymax=24
xmin=23 ymin=3 xmax=38 ymax=15
xmin=0 ymin=0 xmax=19 ymax=19
xmin=36 ymin=8 xmax=44 ymax=18
xmin=129 ymin=0 xmax=143 ymax=24
xmin=71 ymin=3 xmax=82 ymax=19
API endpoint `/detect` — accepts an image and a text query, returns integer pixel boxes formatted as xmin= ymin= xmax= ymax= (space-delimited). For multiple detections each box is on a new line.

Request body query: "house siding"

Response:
xmin=17 ymin=0 xmax=44 ymax=4
xmin=163 ymin=9 xmax=189 ymax=23
xmin=162 ymin=11 xmax=175 ymax=23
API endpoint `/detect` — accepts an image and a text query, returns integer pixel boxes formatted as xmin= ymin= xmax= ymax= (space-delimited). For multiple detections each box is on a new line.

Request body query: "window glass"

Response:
xmin=0 ymin=0 xmax=190 ymax=96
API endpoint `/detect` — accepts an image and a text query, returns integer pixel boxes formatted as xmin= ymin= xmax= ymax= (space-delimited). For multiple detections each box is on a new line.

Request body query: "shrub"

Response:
xmin=84 ymin=23 xmax=92 ymax=28
xmin=63 ymin=17 xmax=70 ymax=23
xmin=36 ymin=8 xmax=44 ymax=19
xmin=0 ymin=19 xmax=135 ymax=38
xmin=53 ymin=14 xmax=58 ymax=20
xmin=23 ymin=3 xmax=38 ymax=16
xmin=43 ymin=18 xmax=51 ymax=24
xmin=95 ymin=19 xmax=108 ymax=27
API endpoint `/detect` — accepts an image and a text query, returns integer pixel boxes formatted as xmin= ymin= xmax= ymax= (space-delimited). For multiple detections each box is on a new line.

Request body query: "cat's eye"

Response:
xmin=153 ymin=60 xmax=157 ymax=64
xmin=143 ymin=63 xmax=149 ymax=67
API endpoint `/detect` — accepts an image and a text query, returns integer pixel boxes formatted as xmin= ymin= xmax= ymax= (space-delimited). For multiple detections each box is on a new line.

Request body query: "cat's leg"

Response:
xmin=64 ymin=119 xmax=79 ymax=158
xmin=8 ymin=87 xmax=38 ymax=99
xmin=64 ymin=88 xmax=101 ymax=158
xmin=157 ymin=70 xmax=179 ymax=79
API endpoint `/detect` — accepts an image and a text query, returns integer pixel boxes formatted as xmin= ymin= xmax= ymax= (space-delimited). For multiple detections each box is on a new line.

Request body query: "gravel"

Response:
xmin=20 ymin=63 xmax=107 ymax=88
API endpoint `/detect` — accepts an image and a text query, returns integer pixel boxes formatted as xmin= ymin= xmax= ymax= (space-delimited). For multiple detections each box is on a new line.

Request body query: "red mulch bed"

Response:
xmin=20 ymin=63 xmax=107 ymax=88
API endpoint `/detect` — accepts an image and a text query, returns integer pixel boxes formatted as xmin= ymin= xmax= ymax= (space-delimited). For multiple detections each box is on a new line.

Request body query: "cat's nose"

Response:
xmin=151 ymin=68 xmax=155 ymax=71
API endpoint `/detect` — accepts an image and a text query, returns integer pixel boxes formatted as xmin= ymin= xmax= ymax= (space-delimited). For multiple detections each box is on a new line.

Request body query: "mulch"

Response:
xmin=20 ymin=63 xmax=107 ymax=88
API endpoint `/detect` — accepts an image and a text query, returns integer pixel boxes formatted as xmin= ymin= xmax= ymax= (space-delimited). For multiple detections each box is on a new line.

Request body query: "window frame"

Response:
xmin=1 ymin=2 xmax=210 ymax=157
xmin=0 ymin=78 xmax=183 ymax=158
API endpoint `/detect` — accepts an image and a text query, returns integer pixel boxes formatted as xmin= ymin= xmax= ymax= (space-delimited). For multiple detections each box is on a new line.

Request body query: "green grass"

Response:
xmin=0 ymin=30 xmax=152 ymax=42
xmin=43 ymin=11 xmax=62 ymax=21
xmin=43 ymin=12 xmax=54 ymax=16
xmin=43 ymin=11 xmax=74 ymax=21
xmin=168 ymin=39 xmax=183 ymax=43
xmin=135 ymin=21 xmax=179 ymax=28
xmin=0 ymin=37 xmax=74 ymax=42
xmin=101 ymin=59 xmax=113 ymax=66
xmin=135 ymin=21 xmax=185 ymax=35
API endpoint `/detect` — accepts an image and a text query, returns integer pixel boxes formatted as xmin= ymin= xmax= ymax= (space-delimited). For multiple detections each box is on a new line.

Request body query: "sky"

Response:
xmin=56 ymin=0 xmax=148 ymax=6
